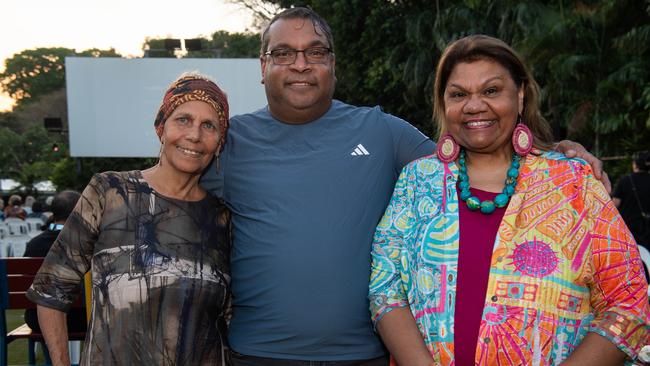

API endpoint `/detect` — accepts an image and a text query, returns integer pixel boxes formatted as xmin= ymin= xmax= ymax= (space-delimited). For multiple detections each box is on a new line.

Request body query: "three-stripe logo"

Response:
xmin=351 ymin=144 xmax=370 ymax=156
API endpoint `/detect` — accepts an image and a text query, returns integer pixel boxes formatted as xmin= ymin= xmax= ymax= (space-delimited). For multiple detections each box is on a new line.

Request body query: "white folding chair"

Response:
xmin=3 ymin=222 xmax=30 ymax=257
xmin=2 ymin=217 xmax=23 ymax=225
xmin=5 ymin=221 xmax=28 ymax=236
xmin=0 ymin=223 xmax=8 ymax=239
xmin=25 ymin=218 xmax=45 ymax=235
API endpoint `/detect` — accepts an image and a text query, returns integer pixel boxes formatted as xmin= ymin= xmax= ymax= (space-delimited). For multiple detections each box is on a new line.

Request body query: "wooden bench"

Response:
xmin=0 ymin=257 xmax=86 ymax=366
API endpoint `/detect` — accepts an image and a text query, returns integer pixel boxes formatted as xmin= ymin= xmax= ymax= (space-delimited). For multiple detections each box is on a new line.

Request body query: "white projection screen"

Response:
xmin=66 ymin=57 xmax=266 ymax=157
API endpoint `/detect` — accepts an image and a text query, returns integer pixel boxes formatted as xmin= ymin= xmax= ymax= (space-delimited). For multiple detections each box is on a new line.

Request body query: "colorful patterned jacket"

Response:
xmin=369 ymin=152 xmax=650 ymax=365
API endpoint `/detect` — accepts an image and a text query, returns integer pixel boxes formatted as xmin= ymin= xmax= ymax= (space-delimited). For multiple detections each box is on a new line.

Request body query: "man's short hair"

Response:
xmin=634 ymin=151 xmax=650 ymax=172
xmin=51 ymin=190 xmax=81 ymax=221
xmin=260 ymin=7 xmax=335 ymax=56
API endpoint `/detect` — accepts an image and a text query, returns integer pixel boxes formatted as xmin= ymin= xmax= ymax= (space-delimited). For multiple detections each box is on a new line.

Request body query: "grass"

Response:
xmin=4 ymin=309 xmax=47 ymax=365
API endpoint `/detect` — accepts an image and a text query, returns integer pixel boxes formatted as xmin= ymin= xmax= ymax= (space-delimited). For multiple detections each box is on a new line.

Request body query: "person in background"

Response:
xmin=4 ymin=194 xmax=26 ymax=220
xmin=44 ymin=196 xmax=55 ymax=211
xmin=23 ymin=190 xmax=87 ymax=333
xmin=22 ymin=195 xmax=35 ymax=216
xmin=28 ymin=73 xmax=232 ymax=366
xmin=369 ymin=35 xmax=650 ymax=366
xmin=613 ymin=151 xmax=650 ymax=250
xmin=28 ymin=201 xmax=50 ymax=223
xmin=201 ymin=7 xmax=611 ymax=366
xmin=0 ymin=198 xmax=5 ymax=220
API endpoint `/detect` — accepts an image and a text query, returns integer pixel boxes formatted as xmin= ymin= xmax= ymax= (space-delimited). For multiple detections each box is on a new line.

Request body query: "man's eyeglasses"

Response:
xmin=265 ymin=47 xmax=333 ymax=65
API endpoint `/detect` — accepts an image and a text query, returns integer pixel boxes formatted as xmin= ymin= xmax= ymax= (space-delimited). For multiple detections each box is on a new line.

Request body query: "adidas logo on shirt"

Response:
xmin=351 ymin=144 xmax=370 ymax=156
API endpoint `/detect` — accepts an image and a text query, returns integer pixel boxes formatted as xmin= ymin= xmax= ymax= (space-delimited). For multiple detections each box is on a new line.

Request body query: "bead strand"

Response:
xmin=457 ymin=150 xmax=520 ymax=214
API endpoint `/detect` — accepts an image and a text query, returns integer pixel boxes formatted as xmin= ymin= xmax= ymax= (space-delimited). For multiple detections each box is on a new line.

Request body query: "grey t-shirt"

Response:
xmin=202 ymin=100 xmax=435 ymax=360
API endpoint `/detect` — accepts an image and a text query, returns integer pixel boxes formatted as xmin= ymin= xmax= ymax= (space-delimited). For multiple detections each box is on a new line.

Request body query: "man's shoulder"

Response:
xmin=331 ymin=100 xmax=394 ymax=117
xmin=230 ymin=107 xmax=270 ymax=125
xmin=329 ymin=100 xmax=411 ymax=130
xmin=25 ymin=230 xmax=58 ymax=256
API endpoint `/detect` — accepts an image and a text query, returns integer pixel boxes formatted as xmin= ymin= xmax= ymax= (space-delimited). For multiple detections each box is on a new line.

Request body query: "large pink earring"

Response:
xmin=512 ymin=115 xmax=533 ymax=156
xmin=436 ymin=133 xmax=460 ymax=163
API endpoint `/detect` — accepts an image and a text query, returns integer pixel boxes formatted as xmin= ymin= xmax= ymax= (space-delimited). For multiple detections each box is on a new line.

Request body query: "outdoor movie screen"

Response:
xmin=66 ymin=57 xmax=266 ymax=157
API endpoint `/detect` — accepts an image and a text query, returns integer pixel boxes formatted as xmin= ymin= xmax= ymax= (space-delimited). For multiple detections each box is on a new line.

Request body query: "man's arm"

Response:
xmin=37 ymin=305 xmax=70 ymax=366
xmin=554 ymin=140 xmax=611 ymax=192
xmin=560 ymin=333 xmax=627 ymax=365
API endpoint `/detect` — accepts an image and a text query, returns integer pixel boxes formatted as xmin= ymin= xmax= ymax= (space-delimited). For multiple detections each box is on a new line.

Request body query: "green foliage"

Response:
xmin=0 ymin=47 xmax=73 ymax=104
xmin=49 ymin=157 xmax=78 ymax=190
xmin=211 ymin=31 xmax=261 ymax=58
xmin=248 ymin=0 xmax=650 ymax=180
xmin=0 ymin=47 xmax=121 ymax=107
xmin=0 ymin=125 xmax=64 ymax=194
xmin=51 ymin=157 xmax=157 ymax=191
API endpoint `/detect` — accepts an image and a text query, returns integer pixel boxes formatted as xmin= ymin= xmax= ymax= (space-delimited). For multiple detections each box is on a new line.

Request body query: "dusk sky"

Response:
xmin=1 ymin=0 xmax=256 ymax=111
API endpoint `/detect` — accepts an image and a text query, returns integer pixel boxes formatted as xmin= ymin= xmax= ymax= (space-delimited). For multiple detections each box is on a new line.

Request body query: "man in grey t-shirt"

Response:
xmin=201 ymin=6 xmax=607 ymax=366
xmin=202 ymin=8 xmax=418 ymax=365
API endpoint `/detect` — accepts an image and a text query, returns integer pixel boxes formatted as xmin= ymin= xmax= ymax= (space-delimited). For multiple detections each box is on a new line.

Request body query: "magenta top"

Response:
xmin=454 ymin=186 xmax=506 ymax=365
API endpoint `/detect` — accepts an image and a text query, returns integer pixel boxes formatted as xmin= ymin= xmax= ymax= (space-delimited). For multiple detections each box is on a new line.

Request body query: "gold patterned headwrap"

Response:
xmin=154 ymin=74 xmax=229 ymax=152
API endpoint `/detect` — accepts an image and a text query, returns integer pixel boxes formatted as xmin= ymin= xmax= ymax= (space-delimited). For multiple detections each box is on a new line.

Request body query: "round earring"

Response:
xmin=512 ymin=115 xmax=533 ymax=156
xmin=436 ymin=133 xmax=460 ymax=163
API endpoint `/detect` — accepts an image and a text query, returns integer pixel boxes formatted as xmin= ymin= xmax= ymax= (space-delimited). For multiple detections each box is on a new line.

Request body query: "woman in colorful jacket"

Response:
xmin=368 ymin=35 xmax=650 ymax=366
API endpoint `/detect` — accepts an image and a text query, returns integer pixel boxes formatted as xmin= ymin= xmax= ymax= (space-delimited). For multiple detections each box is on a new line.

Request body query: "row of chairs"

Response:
xmin=0 ymin=219 xmax=44 ymax=239
xmin=0 ymin=219 xmax=44 ymax=259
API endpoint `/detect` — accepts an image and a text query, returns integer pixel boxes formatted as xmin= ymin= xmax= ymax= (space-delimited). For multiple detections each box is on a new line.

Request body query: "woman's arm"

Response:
xmin=560 ymin=333 xmax=627 ymax=366
xmin=581 ymin=170 xmax=650 ymax=363
xmin=377 ymin=307 xmax=434 ymax=366
xmin=37 ymin=305 xmax=70 ymax=366
xmin=369 ymin=162 xmax=431 ymax=363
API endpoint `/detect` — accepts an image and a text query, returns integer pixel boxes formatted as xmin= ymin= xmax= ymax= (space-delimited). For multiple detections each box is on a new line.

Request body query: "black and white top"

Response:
xmin=28 ymin=170 xmax=232 ymax=366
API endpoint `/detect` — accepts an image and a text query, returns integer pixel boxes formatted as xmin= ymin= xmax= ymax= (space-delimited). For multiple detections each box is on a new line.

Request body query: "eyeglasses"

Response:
xmin=265 ymin=47 xmax=333 ymax=65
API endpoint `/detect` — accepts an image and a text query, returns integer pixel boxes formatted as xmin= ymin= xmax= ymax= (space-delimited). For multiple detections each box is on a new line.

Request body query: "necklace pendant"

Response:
xmin=480 ymin=200 xmax=496 ymax=214
xmin=466 ymin=196 xmax=481 ymax=211
xmin=495 ymin=193 xmax=509 ymax=208
xmin=457 ymin=149 xmax=521 ymax=215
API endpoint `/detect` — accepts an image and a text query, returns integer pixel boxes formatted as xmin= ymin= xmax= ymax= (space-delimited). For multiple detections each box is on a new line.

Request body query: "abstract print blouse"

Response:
xmin=369 ymin=152 xmax=650 ymax=365
xmin=28 ymin=171 xmax=232 ymax=366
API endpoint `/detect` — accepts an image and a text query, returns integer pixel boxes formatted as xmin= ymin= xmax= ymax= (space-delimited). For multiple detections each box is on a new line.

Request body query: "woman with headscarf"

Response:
xmin=368 ymin=35 xmax=650 ymax=365
xmin=28 ymin=73 xmax=232 ymax=366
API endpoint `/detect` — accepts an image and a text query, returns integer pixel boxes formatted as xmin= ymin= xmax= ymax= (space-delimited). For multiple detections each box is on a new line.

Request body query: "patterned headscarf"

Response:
xmin=154 ymin=74 xmax=229 ymax=152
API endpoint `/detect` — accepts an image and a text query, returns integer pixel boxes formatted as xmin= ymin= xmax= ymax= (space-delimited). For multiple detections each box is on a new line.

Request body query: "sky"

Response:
xmin=0 ymin=0 xmax=256 ymax=111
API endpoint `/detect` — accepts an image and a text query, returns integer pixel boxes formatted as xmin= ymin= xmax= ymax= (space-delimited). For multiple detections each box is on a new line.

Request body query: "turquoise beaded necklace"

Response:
xmin=457 ymin=150 xmax=520 ymax=214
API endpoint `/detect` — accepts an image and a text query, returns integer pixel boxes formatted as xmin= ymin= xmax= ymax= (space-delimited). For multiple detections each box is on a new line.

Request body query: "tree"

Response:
xmin=0 ymin=125 xmax=64 ymax=194
xmin=236 ymin=0 xmax=650 ymax=181
xmin=0 ymin=47 xmax=120 ymax=107
xmin=0 ymin=48 xmax=73 ymax=105
xmin=518 ymin=0 xmax=650 ymax=177
xmin=225 ymin=0 xmax=282 ymax=29
xmin=9 ymin=88 xmax=67 ymax=133
xmin=50 ymin=157 xmax=156 ymax=192
xmin=210 ymin=31 xmax=261 ymax=58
